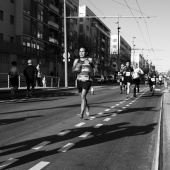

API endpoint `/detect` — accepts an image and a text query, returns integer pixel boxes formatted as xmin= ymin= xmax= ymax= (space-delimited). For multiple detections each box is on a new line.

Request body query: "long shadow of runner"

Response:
xmin=1 ymin=122 xmax=157 ymax=169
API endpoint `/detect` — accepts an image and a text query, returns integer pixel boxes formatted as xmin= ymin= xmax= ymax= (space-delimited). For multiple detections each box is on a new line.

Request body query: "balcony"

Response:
xmin=49 ymin=37 xmax=59 ymax=44
xmin=50 ymin=4 xmax=59 ymax=13
xmin=102 ymin=38 xmax=105 ymax=43
xmin=48 ymin=20 xmax=59 ymax=29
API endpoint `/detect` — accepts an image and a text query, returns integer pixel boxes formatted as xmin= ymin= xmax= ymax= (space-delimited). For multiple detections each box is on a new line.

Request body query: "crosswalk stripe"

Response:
xmin=104 ymin=109 xmax=110 ymax=111
xmin=103 ymin=118 xmax=111 ymax=121
xmin=58 ymin=130 xmax=71 ymax=136
xmin=58 ymin=143 xmax=75 ymax=152
xmin=94 ymin=124 xmax=103 ymax=128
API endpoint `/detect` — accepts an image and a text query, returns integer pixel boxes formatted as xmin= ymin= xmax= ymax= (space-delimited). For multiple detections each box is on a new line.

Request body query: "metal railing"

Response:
xmin=0 ymin=73 xmax=60 ymax=88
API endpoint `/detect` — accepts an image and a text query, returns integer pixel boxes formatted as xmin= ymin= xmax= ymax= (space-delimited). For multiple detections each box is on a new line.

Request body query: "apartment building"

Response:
xmin=0 ymin=0 xmax=79 ymax=81
xmin=79 ymin=5 xmax=111 ymax=75
xmin=111 ymin=34 xmax=131 ymax=70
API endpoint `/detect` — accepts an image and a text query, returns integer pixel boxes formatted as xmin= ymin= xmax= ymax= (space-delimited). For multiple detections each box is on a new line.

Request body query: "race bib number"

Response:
xmin=77 ymin=75 xmax=89 ymax=81
xmin=151 ymin=78 xmax=155 ymax=82
xmin=126 ymin=72 xmax=130 ymax=76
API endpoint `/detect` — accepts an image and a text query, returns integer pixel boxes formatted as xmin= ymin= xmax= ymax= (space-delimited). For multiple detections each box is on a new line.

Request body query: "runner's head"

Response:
xmin=121 ymin=64 xmax=124 ymax=68
xmin=79 ymin=46 xmax=88 ymax=58
xmin=126 ymin=61 xmax=130 ymax=67
xmin=11 ymin=61 xmax=17 ymax=66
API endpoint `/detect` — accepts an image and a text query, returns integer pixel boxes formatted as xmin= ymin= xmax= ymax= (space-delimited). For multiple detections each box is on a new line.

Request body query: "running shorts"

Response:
xmin=77 ymin=80 xmax=92 ymax=93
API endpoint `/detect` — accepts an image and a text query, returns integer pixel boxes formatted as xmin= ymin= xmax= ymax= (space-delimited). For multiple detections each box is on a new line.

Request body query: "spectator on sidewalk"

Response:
xmin=23 ymin=59 xmax=38 ymax=98
xmin=36 ymin=62 xmax=42 ymax=87
xmin=9 ymin=61 xmax=20 ymax=99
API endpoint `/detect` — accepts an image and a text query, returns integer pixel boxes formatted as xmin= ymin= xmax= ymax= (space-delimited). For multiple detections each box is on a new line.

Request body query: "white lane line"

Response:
xmin=58 ymin=130 xmax=71 ymax=136
xmin=89 ymin=116 xmax=96 ymax=120
xmin=111 ymin=106 xmax=115 ymax=108
xmin=98 ymin=112 xmax=104 ymax=115
xmin=155 ymin=89 xmax=161 ymax=91
xmin=129 ymin=103 xmax=132 ymax=105
xmin=79 ymin=132 xmax=91 ymax=138
xmin=59 ymin=143 xmax=75 ymax=152
xmin=117 ymin=110 xmax=122 ymax=112
xmin=116 ymin=104 xmax=120 ymax=106
xmin=94 ymin=124 xmax=103 ymax=128
xmin=132 ymin=101 xmax=135 ymax=103
xmin=75 ymin=122 xmax=85 ymax=127
xmin=103 ymin=118 xmax=111 ymax=121
xmin=104 ymin=109 xmax=110 ymax=112
xmin=126 ymin=105 xmax=130 ymax=107
xmin=112 ymin=113 xmax=117 ymax=116
xmin=122 ymin=107 xmax=126 ymax=109
xmin=32 ymin=141 xmax=50 ymax=150
xmin=120 ymin=102 xmax=123 ymax=104
xmin=0 ymin=159 xmax=18 ymax=168
xmin=29 ymin=161 xmax=50 ymax=170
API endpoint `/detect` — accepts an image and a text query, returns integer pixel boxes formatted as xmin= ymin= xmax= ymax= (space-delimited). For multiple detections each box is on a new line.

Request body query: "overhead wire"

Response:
xmin=123 ymin=0 xmax=148 ymax=49
xmin=135 ymin=0 xmax=154 ymax=53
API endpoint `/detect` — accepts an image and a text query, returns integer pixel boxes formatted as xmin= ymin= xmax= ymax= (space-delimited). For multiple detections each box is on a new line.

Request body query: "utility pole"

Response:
xmin=117 ymin=20 xmax=121 ymax=70
xmin=64 ymin=0 xmax=68 ymax=87
xmin=133 ymin=36 xmax=136 ymax=65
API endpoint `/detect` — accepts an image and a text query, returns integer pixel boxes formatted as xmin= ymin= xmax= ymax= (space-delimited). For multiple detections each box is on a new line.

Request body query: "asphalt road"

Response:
xmin=0 ymin=85 xmax=164 ymax=170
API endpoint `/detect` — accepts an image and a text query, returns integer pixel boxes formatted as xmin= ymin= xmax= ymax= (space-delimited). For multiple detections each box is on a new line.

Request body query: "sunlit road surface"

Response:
xmin=0 ymin=85 xmax=163 ymax=170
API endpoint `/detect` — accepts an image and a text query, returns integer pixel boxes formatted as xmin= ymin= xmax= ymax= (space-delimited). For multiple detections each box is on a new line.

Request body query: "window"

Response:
xmin=10 ymin=36 xmax=14 ymax=43
xmin=10 ymin=0 xmax=14 ymax=3
xmin=74 ymin=19 xmax=77 ymax=25
xmin=74 ymin=6 xmax=78 ymax=12
xmin=0 ymin=10 xmax=3 ymax=20
xmin=37 ymin=11 xmax=43 ymax=21
xmin=86 ymin=26 xmax=89 ymax=31
xmin=0 ymin=33 xmax=3 ymax=40
xmin=10 ymin=15 xmax=14 ymax=24
xmin=113 ymin=39 xmax=117 ymax=42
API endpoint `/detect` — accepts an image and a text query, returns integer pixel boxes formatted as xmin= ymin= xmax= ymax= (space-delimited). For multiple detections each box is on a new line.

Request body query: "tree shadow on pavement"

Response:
xmin=0 ymin=122 xmax=157 ymax=169
xmin=0 ymin=116 xmax=42 ymax=125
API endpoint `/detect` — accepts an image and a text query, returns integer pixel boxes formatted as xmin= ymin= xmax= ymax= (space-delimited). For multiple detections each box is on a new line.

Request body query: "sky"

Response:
xmin=79 ymin=0 xmax=170 ymax=73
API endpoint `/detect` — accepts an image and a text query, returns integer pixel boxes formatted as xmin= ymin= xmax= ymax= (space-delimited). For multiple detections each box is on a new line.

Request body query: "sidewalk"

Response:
xmin=162 ymin=89 xmax=170 ymax=170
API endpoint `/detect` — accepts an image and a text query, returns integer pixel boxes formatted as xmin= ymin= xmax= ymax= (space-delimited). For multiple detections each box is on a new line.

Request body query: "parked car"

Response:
xmin=106 ymin=75 xmax=115 ymax=82
xmin=94 ymin=75 xmax=105 ymax=84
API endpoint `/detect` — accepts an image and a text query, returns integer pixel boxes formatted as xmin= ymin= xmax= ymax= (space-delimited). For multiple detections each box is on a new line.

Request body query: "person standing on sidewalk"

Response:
xmin=23 ymin=59 xmax=38 ymax=98
xmin=36 ymin=62 xmax=42 ymax=87
xmin=132 ymin=63 xmax=144 ymax=97
xmin=9 ymin=61 xmax=20 ymax=99
xmin=123 ymin=61 xmax=134 ymax=99
xmin=72 ymin=46 xmax=95 ymax=119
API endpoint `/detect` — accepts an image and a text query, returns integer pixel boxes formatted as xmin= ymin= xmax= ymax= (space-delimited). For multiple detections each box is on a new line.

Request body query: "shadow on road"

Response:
xmin=0 ymin=122 xmax=157 ymax=169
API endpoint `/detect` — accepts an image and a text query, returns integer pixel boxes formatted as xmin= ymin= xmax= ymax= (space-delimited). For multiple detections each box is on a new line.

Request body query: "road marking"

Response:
xmin=103 ymin=118 xmax=111 ymax=121
xmin=132 ymin=101 xmax=135 ymax=102
xmin=122 ymin=107 xmax=126 ymax=109
xmin=98 ymin=112 xmax=104 ymax=115
xmin=29 ymin=161 xmax=50 ymax=170
xmin=155 ymin=89 xmax=161 ymax=91
xmin=126 ymin=105 xmax=130 ymax=106
xmin=117 ymin=110 xmax=122 ymax=112
xmin=112 ymin=113 xmax=117 ymax=116
xmin=129 ymin=103 xmax=132 ymax=105
xmin=111 ymin=106 xmax=115 ymax=108
xmin=116 ymin=104 xmax=119 ymax=106
xmin=59 ymin=143 xmax=75 ymax=152
xmin=104 ymin=109 xmax=110 ymax=112
xmin=120 ymin=102 xmax=123 ymax=104
xmin=75 ymin=122 xmax=85 ymax=127
xmin=58 ymin=130 xmax=71 ymax=136
xmin=79 ymin=132 xmax=91 ymax=138
xmin=0 ymin=158 xmax=18 ymax=169
xmin=32 ymin=141 xmax=50 ymax=150
xmin=89 ymin=116 xmax=96 ymax=120
xmin=94 ymin=124 xmax=103 ymax=128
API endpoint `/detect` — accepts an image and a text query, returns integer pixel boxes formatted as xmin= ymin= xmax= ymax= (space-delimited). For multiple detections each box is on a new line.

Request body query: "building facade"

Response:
xmin=0 ymin=0 xmax=79 ymax=83
xmin=79 ymin=5 xmax=111 ymax=75
xmin=110 ymin=34 xmax=131 ymax=70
